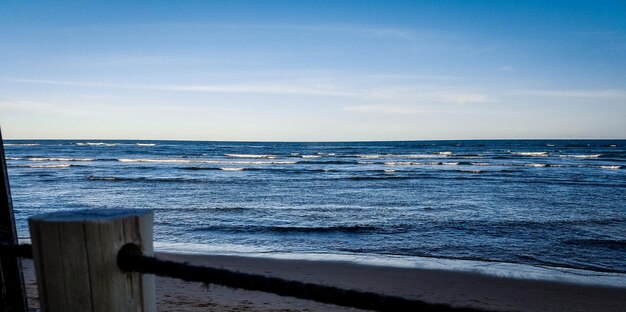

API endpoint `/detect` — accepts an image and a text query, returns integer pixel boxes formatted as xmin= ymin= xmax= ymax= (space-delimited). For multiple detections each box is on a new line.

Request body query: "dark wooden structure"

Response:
xmin=0 ymin=128 xmax=28 ymax=312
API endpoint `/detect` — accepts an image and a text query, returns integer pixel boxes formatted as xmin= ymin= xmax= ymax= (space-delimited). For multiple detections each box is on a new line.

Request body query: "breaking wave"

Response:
xmin=220 ymin=167 xmax=244 ymax=171
xmin=118 ymin=158 xmax=295 ymax=165
xmin=4 ymin=143 xmax=39 ymax=146
xmin=513 ymin=152 xmax=548 ymax=157
xmin=193 ymin=224 xmax=383 ymax=234
xmin=86 ymin=175 xmax=194 ymax=182
xmin=17 ymin=164 xmax=72 ymax=169
xmin=76 ymin=142 xmax=118 ymax=147
xmin=27 ymin=157 xmax=94 ymax=162
xmin=560 ymin=154 xmax=602 ymax=158
xmin=225 ymin=154 xmax=277 ymax=159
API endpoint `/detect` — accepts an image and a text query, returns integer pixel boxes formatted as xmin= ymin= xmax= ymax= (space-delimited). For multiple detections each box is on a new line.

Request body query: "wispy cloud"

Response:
xmin=1 ymin=77 xmax=490 ymax=104
xmin=53 ymin=22 xmax=421 ymax=41
xmin=165 ymin=84 xmax=356 ymax=97
xmin=363 ymin=86 xmax=490 ymax=104
xmin=343 ymin=105 xmax=423 ymax=115
xmin=519 ymin=89 xmax=626 ymax=99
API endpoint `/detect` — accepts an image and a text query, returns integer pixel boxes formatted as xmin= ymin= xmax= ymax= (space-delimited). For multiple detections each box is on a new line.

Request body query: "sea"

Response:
xmin=4 ymin=140 xmax=626 ymax=279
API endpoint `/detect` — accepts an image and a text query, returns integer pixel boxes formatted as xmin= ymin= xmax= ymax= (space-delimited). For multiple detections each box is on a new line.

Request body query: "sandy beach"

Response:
xmin=21 ymin=252 xmax=626 ymax=312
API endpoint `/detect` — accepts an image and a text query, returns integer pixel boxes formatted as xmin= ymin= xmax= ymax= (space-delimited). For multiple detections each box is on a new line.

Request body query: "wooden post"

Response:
xmin=0 ymin=128 xmax=28 ymax=312
xmin=29 ymin=209 xmax=156 ymax=312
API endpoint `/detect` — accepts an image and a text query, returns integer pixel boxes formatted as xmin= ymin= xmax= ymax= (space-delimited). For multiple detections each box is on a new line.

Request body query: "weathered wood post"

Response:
xmin=29 ymin=209 xmax=156 ymax=312
xmin=0 ymin=128 xmax=28 ymax=312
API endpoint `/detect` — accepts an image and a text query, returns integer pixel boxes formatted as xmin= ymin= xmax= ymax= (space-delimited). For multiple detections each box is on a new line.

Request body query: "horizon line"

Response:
xmin=3 ymin=137 xmax=626 ymax=143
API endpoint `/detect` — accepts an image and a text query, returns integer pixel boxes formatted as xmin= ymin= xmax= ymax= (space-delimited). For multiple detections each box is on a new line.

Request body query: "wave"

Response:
xmin=118 ymin=158 xmax=191 ymax=163
xmin=301 ymin=155 xmax=322 ymax=158
xmin=193 ymin=224 xmax=381 ymax=234
xmin=384 ymin=161 xmax=425 ymax=166
xmin=471 ymin=162 xmax=490 ymax=166
xmin=220 ymin=167 xmax=244 ymax=171
xmin=118 ymin=158 xmax=296 ymax=165
xmin=513 ymin=152 xmax=548 ymax=157
xmin=76 ymin=142 xmax=118 ymax=147
xmin=18 ymin=164 xmax=72 ymax=169
xmin=6 ymin=157 xmax=22 ymax=160
xmin=297 ymin=160 xmax=359 ymax=165
xmin=225 ymin=154 xmax=277 ymax=159
xmin=383 ymin=161 xmax=465 ymax=166
xmin=525 ymin=163 xmax=548 ymax=168
xmin=86 ymin=175 xmax=193 ymax=182
xmin=179 ymin=166 xmax=221 ymax=171
xmin=27 ymin=157 xmax=94 ymax=162
xmin=402 ymin=154 xmax=449 ymax=158
xmin=356 ymin=153 xmax=451 ymax=159
xmin=564 ymin=239 xmax=626 ymax=250
xmin=441 ymin=162 xmax=459 ymax=166
xmin=347 ymin=175 xmax=415 ymax=181
xmin=136 ymin=143 xmax=156 ymax=147
xmin=4 ymin=143 xmax=39 ymax=146
xmin=560 ymin=154 xmax=602 ymax=158
xmin=573 ymin=164 xmax=623 ymax=170
xmin=455 ymin=169 xmax=483 ymax=173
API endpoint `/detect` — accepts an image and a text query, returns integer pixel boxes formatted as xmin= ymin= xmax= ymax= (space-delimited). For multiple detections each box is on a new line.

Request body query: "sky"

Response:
xmin=1 ymin=1 xmax=625 ymax=141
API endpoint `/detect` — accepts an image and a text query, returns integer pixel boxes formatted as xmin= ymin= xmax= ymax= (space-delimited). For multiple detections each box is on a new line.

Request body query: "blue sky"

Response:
xmin=1 ymin=1 xmax=625 ymax=141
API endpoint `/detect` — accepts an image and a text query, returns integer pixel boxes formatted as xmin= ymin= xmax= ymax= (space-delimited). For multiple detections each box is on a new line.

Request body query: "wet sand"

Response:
xmin=22 ymin=253 xmax=626 ymax=311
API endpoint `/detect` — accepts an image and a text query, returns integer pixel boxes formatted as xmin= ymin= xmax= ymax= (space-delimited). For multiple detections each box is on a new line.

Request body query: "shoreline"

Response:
xmin=154 ymin=242 xmax=626 ymax=288
xmin=22 ymin=252 xmax=626 ymax=311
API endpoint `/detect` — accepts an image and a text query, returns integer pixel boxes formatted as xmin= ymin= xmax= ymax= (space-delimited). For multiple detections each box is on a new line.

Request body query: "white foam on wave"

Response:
xmin=442 ymin=162 xmax=459 ymax=166
xmin=76 ymin=142 xmax=118 ymax=147
xmin=383 ymin=169 xmax=396 ymax=173
xmin=155 ymin=241 xmax=273 ymax=254
xmin=28 ymin=157 xmax=94 ymax=162
xmin=437 ymin=151 xmax=453 ymax=156
xmin=119 ymin=158 xmax=190 ymax=163
xmin=598 ymin=165 xmax=622 ymax=170
xmin=525 ymin=163 xmax=547 ymax=167
xmin=560 ymin=154 xmax=601 ymax=158
xmin=402 ymin=154 xmax=447 ymax=158
xmin=220 ymin=167 xmax=244 ymax=171
xmin=513 ymin=152 xmax=548 ymax=157
xmin=29 ymin=164 xmax=71 ymax=169
xmin=6 ymin=157 xmax=22 ymax=160
xmin=136 ymin=143 xmax=156 ymax=147
xmin=117 ymin=158 xmax=295 ymax=165
xmin=356 ymin=154 xmax=382 ymax=159
xmin=302 ymin=155 xmax=322 ymax=158
xmin=225 ymin=154 xmax=277 ymax=159
xmin=456 ymin=169 xmax=482 ymax=173
xmin=384 ymin=161 xmax=421 ymax=166
xmin=4 ymin=143 xmax=39 ymax=146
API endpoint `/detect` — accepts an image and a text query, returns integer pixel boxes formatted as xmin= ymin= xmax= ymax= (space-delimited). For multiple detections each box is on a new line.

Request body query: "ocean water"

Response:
xmin=4 ymin=140 xmax=626 ymax=274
